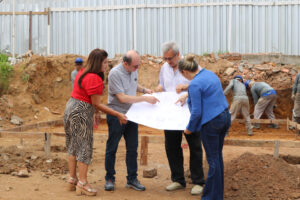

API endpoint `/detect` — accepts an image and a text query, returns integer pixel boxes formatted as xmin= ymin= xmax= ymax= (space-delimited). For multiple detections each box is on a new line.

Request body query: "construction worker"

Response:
xmin=245 ymin=80 xmax=278 ymax=129
xmin=71 ymin=57 xmax=83 ymax=88
xmin=224 ymin=75 xmax=252 ymax=135
xmin=291 ymin=72 xmax=300 ymax=134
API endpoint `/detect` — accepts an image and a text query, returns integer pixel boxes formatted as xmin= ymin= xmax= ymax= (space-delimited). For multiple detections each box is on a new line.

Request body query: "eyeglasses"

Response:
xmin=163 ymin=54 xmax=176 ymax=61
xmin=132 ymin=64 xmax=139 ymax=69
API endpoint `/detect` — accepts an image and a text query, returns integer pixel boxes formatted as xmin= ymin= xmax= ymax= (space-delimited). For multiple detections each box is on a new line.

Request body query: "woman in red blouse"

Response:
xmin=64 ymin=49 xmax=127 ymax=196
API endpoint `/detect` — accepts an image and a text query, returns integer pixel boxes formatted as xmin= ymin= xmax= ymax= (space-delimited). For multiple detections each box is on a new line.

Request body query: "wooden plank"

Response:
xmin=0 ymin=11 xmax=48 ymax=15
xmin=236 ymin=119 xmax=286 ymax=124
xmin=140 ymin=136 xmax=149 ymax=165
xmin=273 ymin=141 xmax=280 ymax=158
xmin=44 ymin=133 xmax=51 ymax=157
xmin=252 ymin=119 xmax=272 ymax=124
xmin=224 ymin=139 xmax=275 ymax=147
xmin=0 ymin=131 xmax=65 ymax=138
xmin=1 ymin=130 xmax=300 ymax=148
xmin=224 ymin=139 xmax=300 ymax=148
xmin=3 ymin=119 xmax=63 ymax=132
xmin=289 ymin=121 xmax=298 ymax=128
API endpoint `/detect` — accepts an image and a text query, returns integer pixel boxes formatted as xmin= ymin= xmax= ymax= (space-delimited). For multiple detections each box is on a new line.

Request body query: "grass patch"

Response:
xmin=202 ymin=52 xmax=210 ymax=56
xmin=217 ymin=50 xmax=229 ymax=55
xmin=0 ymin=54 xmax=13 ymax=96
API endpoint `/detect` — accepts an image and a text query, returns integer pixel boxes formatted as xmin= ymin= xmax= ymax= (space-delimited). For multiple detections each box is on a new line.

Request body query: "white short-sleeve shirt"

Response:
xmin=159 ymin=62 xmax=190 ymax=92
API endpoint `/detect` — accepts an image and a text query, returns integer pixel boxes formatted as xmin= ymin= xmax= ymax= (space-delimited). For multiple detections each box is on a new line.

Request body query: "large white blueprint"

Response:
xmin=125 ymin=92 xmax=190 ymax=130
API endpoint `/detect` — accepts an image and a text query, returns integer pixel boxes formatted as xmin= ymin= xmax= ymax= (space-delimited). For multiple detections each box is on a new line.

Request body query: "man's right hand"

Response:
xmin=144 ymin=96 xmax=160 ymax=104
xmin=117 ymin=113 xmax=128 ymax=125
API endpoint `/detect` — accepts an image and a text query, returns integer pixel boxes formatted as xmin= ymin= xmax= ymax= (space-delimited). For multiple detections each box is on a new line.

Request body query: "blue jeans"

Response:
xmin=200 ymin=109 xmax=231 ymax=200
xmin=105 ymin=115 xmax=138 ymax=182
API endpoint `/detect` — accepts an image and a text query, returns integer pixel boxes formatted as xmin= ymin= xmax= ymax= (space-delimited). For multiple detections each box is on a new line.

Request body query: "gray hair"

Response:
xmin=162 ymin=41 xmax=179 ymax=55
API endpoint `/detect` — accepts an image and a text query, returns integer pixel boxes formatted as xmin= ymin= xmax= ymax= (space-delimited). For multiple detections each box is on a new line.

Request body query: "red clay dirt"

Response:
xmin=0 ymin=53 xmax=300 ymax=200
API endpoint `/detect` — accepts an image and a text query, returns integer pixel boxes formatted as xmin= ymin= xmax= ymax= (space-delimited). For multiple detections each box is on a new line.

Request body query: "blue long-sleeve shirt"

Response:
xmin=187 ymin=69 xmax=229 ymax=132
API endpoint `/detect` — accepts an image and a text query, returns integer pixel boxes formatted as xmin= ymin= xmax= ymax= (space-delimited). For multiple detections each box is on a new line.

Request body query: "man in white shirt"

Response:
xmin=155 ymin=42 xmax=205 ymax=195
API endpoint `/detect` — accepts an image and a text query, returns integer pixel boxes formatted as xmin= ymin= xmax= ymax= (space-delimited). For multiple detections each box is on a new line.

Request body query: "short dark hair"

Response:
xmin=123 ymin=55 xmax=132 ymax=65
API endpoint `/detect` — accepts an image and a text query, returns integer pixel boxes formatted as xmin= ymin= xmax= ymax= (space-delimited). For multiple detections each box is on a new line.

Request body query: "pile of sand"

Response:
xmin=224 ymin=152 xmax=300 ymax=200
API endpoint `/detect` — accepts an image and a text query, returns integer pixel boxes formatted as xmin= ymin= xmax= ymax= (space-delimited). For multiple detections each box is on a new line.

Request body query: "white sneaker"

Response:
xmin=191 ymin=184 xmax=203 ymax=195
xmin=166 ymin=182 xmax=184 ymax=191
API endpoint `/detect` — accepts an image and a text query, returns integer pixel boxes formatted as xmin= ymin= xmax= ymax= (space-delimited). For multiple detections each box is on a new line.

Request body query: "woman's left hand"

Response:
xmin=184 ymin=129 xmax=192 ymax=135
xmin=95 ymin=112 xmax=101 ymax=126
xmin=175 ymin=93 xmax=188 ymax=106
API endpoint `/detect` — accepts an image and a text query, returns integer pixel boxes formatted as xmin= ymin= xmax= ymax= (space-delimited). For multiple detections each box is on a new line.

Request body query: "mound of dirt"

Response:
xmin=224 ymin=152 xmax=300 ymax=200
xmin=0 ymin=53 xmax=298 ymax=128
xmin=0 ymin=146 xmax=68 ymax=175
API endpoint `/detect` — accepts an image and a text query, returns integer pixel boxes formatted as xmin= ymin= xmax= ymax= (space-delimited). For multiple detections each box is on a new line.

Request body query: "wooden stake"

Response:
xmin=44 ymin=132 xmax=51 ymax=157
xmin=29 ymin=11 xmax=32 ymax=50
xmin=273 ymin=140 xmax=280 ymax=158
xmin=140 ymin=136 xmax=149 ymax=165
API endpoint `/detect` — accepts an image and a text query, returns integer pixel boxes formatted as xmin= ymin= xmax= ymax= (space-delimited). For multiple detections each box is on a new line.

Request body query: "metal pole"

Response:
xmin=133 ymin=6 xmax=137 ymax=50
xmin=12 ymin=0 xmax=16 ymax=64
xmin=228 ymin=3 xmax=232 ymax=53
xmin=47 ymin=8 xmax=51 ymax=55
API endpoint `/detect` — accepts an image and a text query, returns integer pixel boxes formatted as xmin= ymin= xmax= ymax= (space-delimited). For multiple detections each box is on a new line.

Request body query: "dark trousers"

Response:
xmin=200 ymin=109 xmax=231 ymax=200
xmin=164 ymin=130 xmax=205 ymax=187
xmin=105 ymin=115 xmax=138 ymax=182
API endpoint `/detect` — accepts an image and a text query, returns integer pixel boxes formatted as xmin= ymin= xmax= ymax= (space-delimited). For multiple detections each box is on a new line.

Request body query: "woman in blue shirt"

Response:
xmin=178 ymin=55 xmax=231 ymax=200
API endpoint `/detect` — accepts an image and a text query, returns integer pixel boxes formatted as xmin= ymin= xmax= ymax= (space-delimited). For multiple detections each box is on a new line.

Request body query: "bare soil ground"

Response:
xmin=0 ymin=131 xmax=299 ymax=200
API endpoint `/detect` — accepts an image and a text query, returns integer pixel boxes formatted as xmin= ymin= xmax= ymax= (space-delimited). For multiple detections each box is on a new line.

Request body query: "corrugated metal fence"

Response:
xmin=0 ymin=0 xmax=299 ymax=57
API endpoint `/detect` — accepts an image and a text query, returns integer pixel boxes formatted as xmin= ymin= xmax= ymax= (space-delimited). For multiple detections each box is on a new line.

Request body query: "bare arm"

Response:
xmin=176 ymin=84 xmax=189 ymax=93
xmin=115 ymin=93 xmax=159 ymax=104
xmin=223 ymin=80 xmax=233 ymax=95
xmin=91 ymin=95 xmax=127 ymax=124
xmin=137 ymin=84 xmax=154 ymax=94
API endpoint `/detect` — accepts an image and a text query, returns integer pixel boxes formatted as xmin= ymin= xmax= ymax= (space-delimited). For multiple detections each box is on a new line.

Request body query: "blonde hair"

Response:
xmin=178 ymin=55 xmax=198 ymax=72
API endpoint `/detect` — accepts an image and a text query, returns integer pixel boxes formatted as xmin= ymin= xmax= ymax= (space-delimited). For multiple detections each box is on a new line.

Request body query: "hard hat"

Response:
xmin=234 ymin=75 xmax=244 ymax=83
xmin=75 ymin=57 xmax=83 ymax=64
xmin=244 ymin=80 xmax=251 ymax=89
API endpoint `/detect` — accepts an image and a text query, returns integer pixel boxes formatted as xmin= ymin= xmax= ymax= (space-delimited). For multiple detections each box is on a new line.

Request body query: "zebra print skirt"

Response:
xmin=64 ymin=97 xmax=96 ymax=165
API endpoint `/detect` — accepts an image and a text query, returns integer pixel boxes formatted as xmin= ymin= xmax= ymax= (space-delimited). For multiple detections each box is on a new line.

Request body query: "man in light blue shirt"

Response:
xmin=292 ymin=73 xmax=300 ymax=134
xmin=71 ymin=57 xmax=83 ymax=88
xmin=155 ymin=42 xmax=205 ymax=195
xmin=245 ymin=80 xmax=278 ymax=129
